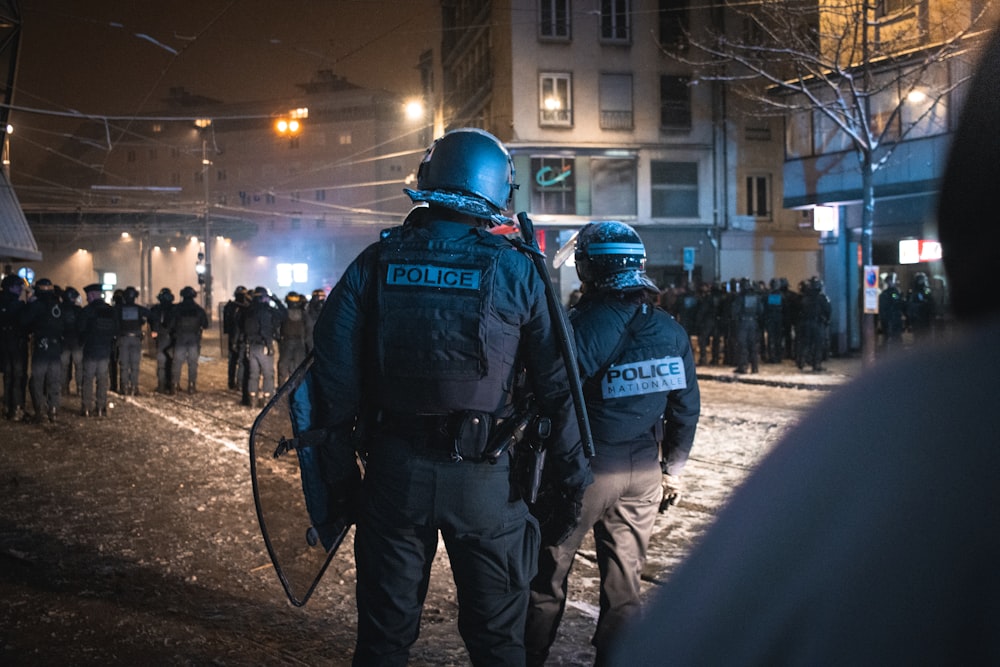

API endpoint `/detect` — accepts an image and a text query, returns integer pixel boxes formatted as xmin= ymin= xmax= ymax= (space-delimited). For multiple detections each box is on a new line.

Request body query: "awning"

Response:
xmin=0 ymin=168 xmax=41 ymax=261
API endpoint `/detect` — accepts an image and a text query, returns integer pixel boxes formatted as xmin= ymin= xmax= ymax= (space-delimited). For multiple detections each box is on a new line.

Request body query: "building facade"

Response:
xmin=440 ymin=0 xmax=821 ymax=302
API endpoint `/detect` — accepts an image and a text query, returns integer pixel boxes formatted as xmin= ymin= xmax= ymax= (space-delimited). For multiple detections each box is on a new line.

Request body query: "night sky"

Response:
xmin=17 ymin=0 xmax=439 ymax=112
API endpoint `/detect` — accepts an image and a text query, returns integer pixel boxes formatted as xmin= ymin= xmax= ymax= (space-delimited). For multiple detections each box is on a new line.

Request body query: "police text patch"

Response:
xmin=386 ymin=263 xmax=481 ymax=290
xmin=602 ymin=356 xmax=687 ymax=399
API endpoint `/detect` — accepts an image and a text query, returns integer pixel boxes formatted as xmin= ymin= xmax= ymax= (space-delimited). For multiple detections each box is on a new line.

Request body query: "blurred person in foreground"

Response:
xmin=526 ymin=222 xmax=699 ymax=666
xmin=608 ymin=26 xmax=1000 ymax=667
xmin=310 ymin=128 xmax=591 ymax=666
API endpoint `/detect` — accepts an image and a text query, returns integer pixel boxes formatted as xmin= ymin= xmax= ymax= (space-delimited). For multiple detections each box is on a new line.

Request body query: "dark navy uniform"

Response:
xmin=241 ymin=287 xmax=286 ymax=406
xmin=526 ymin=222 xmax=700 ymax=665
xmin=114 ymin=287 xmax=150 ymax=396
xmin=59 ymin=287 xmax=84 ymax=396
xmin=0 ymin=275 xmax=28 ymax=420
xmin=170 ymin=287 xmax=208 ymax=393
xmin=312 ymin=211 xmax=590 ymax=666
xmin=879 ymin=274 xmax=906 ymax=352
xmin=277 ymin=293 xmax=307 ymax=385
xmin=148 ymin=288 xmax=175 ymax=393
xmin=222 ymin=287 xmax=248 ymax=390
xmin=22 ymin=280 xmax=68 ymax=422
xmin=78 ymin=284 xmax=117 ymax=416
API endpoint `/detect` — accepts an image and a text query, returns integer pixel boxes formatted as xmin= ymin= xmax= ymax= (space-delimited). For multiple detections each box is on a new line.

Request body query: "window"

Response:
xmin=531 ymin=156 xmax=576 ymax=214
xmin=902 ymin=64 xmax=948 ymax=139
xmin=540 ymin=0 xmax=571 ymax=40
xmin=660 ymin=75 xmax=691 ymax=131
xmin=658 ymin=0 xmax=688 ymax=51
xmin=601 ymin=0 xmax=631 ymax=43
xmin=540 ymin=72 xmax=573 ymax=126
xmin=599 ymin=73 xmax=633 ymax=130
xmin=591 ymin=158 xmax=637 ymax=217
xmin=651 ymin=161 xmax=698 ymax=218
xmin=315 ymin=189 xmax=326 ymax=201
xmin=745 ymin=174 xmax=771 ymax=219
xmin=876 ymin=0 xmax=908 ymax=18
xmin=126 ymin=150 xmax=136 ymax=163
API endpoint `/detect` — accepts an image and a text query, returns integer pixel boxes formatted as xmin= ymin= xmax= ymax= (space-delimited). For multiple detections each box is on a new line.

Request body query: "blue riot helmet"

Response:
xmin=404 ymin=128 xmax=516 ymax=224
xmin=574 ymin=221 xmax=660 ymax=293
xmin=180 ymin=286 xmax=197 ymax=300
xmin=123 ymin=286 xmax=139 ymax=303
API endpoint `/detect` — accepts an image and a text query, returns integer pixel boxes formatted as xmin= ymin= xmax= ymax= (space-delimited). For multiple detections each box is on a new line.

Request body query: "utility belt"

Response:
xmin=377 ymin=409 xmax=511 ymax=463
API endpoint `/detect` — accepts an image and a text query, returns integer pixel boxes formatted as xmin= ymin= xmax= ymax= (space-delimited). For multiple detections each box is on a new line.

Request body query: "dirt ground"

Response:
xmin=0 ymin=328 xmax=844 ymax=666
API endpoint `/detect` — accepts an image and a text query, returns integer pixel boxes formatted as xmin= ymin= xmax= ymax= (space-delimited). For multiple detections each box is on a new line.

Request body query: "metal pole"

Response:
xmin=202 ymin=138 xmax=213 ymax=324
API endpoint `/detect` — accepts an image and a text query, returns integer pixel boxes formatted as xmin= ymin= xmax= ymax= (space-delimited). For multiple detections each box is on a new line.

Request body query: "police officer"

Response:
xmin=114 ymin=286 xmax=150 ymax=396
xmin=60 ymin=286 xmax=84 ymax=397
xmin=277 ymin=291 xmax=307 ymax=384
xmin=78 ymin=283 xmax=117 ymax=417
xmin=763 ymin=278 xmax=785 ymax=363
xmin=22 ymin=278 xmax=69 ymax=422
xmin=304 ymin=287 xmax=326 ymax=354
xmin=906 ymin=271 xmax=936 ymax=343
xmin=310 ymin=128 xmax=591 ymax=666
xmin=170 ymin=286 xmax=208 ymax=394
xmin=879 ymin=272 xmax=906 ymax=352
xmin=693 ymin=282 xmax=722 ymax=366
xmin=222 ymin=286 xmax=249 ymax=390
xmin=148 ymin=287 xmax=175 ymax=394
xmin=526 ymin=222 xmax=700 ymax=666
xmin=796 ymin=277 xmax=832 ymax=372
xmin=241 ymin=286 xmax=285 ymax=407
xmin=731 ymin=278 xmax=763 ymax=374
xmin=0 ymin=274 xmax=29 ymax=420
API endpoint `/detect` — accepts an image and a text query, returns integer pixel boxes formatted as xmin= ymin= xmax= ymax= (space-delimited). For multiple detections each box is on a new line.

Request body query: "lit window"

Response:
xmin=540 ymin=73 xmax=573 ymax=126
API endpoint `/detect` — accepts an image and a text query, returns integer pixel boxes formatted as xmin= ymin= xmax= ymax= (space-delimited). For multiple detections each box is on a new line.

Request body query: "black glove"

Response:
xmin=659 ymin=474 xmax=683 ymax=513
xmin=532 ymin=484 xmax=585 ymax=547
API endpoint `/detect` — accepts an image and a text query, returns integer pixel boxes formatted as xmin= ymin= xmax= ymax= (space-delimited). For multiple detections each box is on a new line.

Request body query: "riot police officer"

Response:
xmin=222 ymin=286 xmax=249 ymax=390
xmin=0 ymin=274 xmax=29 ymax=420
xmin=879 ymin=272 xmax=906 ymax=352
xmin=148 ymin=287 xmax=175 ymax=394
xmin=797 ymin=277 xmax=832 ymax=371
xmin=310 ymin=128 xmax=592 ymax=666
xmin=763 ymin=278 xmax=785 ymax=363
xmin=78 ymin=283 xmax=117 ymax=417
xmin=277 ymin=291 xmax=307 ymax=384
xmin=304 ymin=287 xmax=326 ymax=354
xmin=114 ymin=286 xmax=150 ymax=396
xmin=731 ymin=278 xmax=763 ymax=374
xmin=60 ymin=286 xmax=84 ymax=397
xmin=240 ymin=286 xmax=286 ymax=407
xmin=526 ymin=222 xmax=700 ymax=665
xmin=170 ymin=286 xmax=208 ymax=394
xmin=22 ymin=278 xmax=69 ymax=422
xmin=906 ymin=271 xmax=936 ymax=343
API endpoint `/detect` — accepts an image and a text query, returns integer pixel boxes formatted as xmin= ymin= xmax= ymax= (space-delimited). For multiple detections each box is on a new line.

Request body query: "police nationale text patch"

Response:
xmin=602 ymin=356 xmax=687 ymax=399
xmin=386 ymin=263 xmax=481 ymax=290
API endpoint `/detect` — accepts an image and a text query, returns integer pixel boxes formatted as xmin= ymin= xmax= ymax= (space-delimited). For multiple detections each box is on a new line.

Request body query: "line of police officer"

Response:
xmin=222 ymin=285 xmax=326 ymax=408
xmin=0 ymin=276 xmax=209 ymax=421
xmin=666 ymin=276 xmax=833 ymax=373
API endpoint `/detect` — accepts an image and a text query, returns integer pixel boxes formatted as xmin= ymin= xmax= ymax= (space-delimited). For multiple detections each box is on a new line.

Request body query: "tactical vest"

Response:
xmin=373 ymin=225 xmax=519 ymax=415
xmin=244 ymin=304 xmax=275 ymax=343
xmin=118 ymin=304 xmax=143 ymax=335
xmin=282 ymin=307 xmax=306 ymax=340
